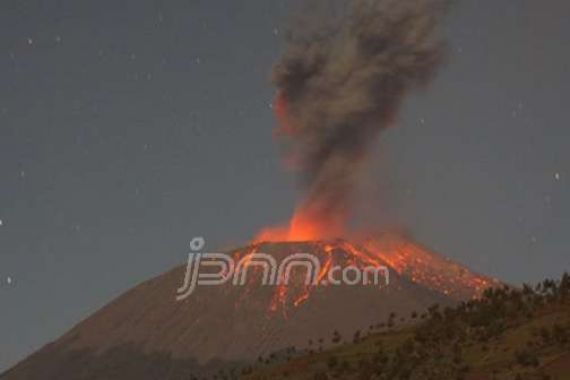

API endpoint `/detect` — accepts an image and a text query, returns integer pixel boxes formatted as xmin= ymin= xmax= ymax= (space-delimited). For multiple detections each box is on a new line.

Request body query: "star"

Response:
xmin=0 ymin=219 xmax=3 ymax=226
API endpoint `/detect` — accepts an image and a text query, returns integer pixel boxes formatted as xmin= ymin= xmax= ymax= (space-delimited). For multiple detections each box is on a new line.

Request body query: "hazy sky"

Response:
xmin=0 ymin=0 xmax=568 ymax=371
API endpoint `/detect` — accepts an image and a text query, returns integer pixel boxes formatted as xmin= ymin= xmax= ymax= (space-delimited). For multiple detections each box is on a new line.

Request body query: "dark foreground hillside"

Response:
xmin=244 ymin=274 xmax=570 ymax=380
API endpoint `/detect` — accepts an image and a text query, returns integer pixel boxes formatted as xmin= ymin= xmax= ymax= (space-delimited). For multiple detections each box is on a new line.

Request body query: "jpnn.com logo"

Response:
xmin=176 ymin=237 xmax=390 ymax=301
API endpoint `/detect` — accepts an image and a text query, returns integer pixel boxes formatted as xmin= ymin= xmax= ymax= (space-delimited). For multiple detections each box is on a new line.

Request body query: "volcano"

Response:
xmin=1 ymin=235 xmax=499 ymax=380
xmin=0 ymin=2 xmax=501 ymax=379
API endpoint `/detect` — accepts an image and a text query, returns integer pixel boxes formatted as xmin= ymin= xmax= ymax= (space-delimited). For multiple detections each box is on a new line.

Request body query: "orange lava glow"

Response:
xmin=251 ymin=195 xmax=498 ymax=314
xmin=362 ymin=237 xmax=500 ymax=298
xmin=262 ymin=239 xmax=388 ymax=315
xmin=254 ymin=206 xmax=346 ymax=243
xmin=248 ymin=222 xmax=499 ymax=315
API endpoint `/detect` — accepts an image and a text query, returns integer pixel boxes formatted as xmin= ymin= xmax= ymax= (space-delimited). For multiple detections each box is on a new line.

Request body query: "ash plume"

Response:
xmin=273 ymin=0 xmax=449 ymax=231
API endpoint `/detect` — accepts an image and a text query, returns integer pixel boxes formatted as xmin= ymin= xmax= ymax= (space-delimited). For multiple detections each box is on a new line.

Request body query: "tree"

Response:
xmin=327 ymin=355 xmax=338 ymax=369
xmin=332 ymin=330 xmax=342 ymax=344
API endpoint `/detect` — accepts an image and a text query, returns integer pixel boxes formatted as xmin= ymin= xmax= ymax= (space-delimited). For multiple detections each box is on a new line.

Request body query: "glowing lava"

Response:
xmin=231 ymin=239 xmax=390 ymax=316
xmin=238 ymin=231 xmax=499 ymax=317
xmin=254 ymin=206 xmax=346 ymax=242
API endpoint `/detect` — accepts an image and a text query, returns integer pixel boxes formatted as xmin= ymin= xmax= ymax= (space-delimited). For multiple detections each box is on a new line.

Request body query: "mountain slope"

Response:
xmin=244 ymin=275 xmax=570 ymax=380
xmin=1 ymin=239 xmax=497 ymax=380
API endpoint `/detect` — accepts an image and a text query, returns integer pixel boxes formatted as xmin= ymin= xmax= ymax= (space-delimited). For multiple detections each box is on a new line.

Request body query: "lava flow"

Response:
xmin=231 ymin=238 xmax=392 ymax=316
xmin=248 ymin=225 xmax=499 ymax=315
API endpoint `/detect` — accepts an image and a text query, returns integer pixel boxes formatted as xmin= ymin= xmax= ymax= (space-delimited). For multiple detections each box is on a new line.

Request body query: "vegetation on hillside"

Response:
xmin=241 ymin=273 xmax=570 ymax=380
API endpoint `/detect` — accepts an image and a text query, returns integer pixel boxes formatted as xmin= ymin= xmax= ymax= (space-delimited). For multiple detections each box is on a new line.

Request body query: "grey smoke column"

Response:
xmin=273 ymin=0 xmax=449 ymax=231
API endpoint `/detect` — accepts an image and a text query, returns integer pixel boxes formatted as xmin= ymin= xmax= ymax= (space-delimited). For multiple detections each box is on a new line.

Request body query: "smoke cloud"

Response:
xmin=273 ymin=0 xmax=449 ymax=232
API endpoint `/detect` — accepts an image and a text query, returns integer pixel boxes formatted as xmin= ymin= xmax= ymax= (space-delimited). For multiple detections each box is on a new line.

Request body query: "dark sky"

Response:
xmin=0 ymin=0 xmax=568 ymax=371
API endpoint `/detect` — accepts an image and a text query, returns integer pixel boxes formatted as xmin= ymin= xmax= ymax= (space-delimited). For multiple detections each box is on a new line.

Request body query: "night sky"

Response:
xmin=1 ymin=0 xmax=569 ymax=371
